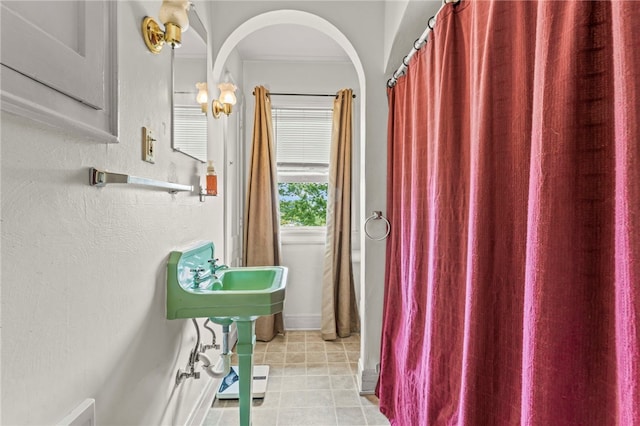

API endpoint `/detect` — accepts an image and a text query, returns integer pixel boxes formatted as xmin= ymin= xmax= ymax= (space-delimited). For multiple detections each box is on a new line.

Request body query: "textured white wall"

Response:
xmin=384 ymin=0 xmax=410 ymax=72
xmin=384 ymin=0 xmax=443 ymax=75
xmin=0 ymin=1 xmax=226 ymax=424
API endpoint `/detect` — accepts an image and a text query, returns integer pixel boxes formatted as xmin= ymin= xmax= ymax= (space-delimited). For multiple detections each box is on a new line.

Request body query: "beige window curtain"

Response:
xmin=244 ymin=85 xmax=285 ymax=342
xmin=321 ymin=88 xmax=360 ymax=340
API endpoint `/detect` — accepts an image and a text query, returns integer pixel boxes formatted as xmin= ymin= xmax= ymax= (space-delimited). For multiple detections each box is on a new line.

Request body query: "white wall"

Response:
xmin=384 ymin=0 xmax=443 ymax=75
xmin=384 ymin=0 xmax=410 ymax=72
xmin=242 ymin=60 xmax=360 ymax=330
xmin=1 ymin=1 xmax=227 ymax=424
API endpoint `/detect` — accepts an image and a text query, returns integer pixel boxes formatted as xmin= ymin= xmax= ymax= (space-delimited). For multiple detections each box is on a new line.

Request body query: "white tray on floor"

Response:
xmin=216 ymin=365 xmax=270 ymax=400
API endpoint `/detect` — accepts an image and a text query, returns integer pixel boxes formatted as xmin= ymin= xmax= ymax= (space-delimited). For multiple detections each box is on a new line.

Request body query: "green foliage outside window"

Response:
xmin=278 ymin=182 xmax=328 ymax=226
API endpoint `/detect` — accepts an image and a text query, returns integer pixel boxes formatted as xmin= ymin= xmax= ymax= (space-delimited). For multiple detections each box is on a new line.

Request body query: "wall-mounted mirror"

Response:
xmin=172 ymin=6 xmax=208 ymax=162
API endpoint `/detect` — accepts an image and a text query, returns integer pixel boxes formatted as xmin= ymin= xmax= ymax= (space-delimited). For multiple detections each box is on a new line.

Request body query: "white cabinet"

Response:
xmin=0 ymin=0 xmax=118 ymax=142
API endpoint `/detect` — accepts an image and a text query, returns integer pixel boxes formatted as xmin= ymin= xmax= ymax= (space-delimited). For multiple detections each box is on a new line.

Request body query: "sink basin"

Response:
xmin=166 ymin=241 xmax=287 ymax=320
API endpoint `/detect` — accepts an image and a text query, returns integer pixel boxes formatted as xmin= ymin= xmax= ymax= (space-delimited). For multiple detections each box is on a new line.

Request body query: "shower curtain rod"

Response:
xmin=387 ymin=0 xmax=460 ymax=88
xmin=252 ymin=91 xmax=356 ymax=98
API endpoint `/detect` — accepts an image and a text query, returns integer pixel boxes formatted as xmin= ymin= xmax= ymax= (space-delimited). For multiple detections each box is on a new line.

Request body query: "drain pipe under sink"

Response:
xmin=199 ymin=324 xmax=232 ymax=378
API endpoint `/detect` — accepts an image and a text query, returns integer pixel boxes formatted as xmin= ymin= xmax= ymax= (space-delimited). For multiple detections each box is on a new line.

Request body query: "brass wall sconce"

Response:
xmin=212 ymin=83 xmax=237 ymax=118
xmin=196 ymin=82 xmax=208 ymax=113
xmin=142 ymin=0 xmax=190 ymax=54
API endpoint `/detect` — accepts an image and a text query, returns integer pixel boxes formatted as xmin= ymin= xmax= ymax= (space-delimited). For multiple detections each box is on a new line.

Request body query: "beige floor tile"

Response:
xmin=267 ymin=375 xmax=283 ymax=392
xmin=333 ymin=389 xmax=363 ymax=408
xmin=287 ymin=342 xmax=306 ymax=352
xmin=285 ymin=351 xmax=306 ymax=363
xmin=336 ymin=407 xmax=367 ymax=426
xmin=330 ymin=375 xmax=356 ymax=390
xmin=327 ymin=352 xmax=348 ymax=362
xmin=328 ymin=362 xmax=352 ymax=376
xmin=281 ymin=375 xmax=307 ymax=391
xmin=305 ymin=375 xmax=332 ymax=390
xmin=264 ymin=352 xmax=286 ymax=364
xmin=216 ymin=409 xmax=240 ymax=426
xmin=306 ymin=342 xmax=326 ymax=352
xmin=325 ymin=341 xmax=346 ymax=352
xmin=279 ymin=390 xmax=308 ymax=408
xmin=362 ymin=406 xmax=391 ymax=425
xmin=266 ymin=342 xmax=286 ymax=353
xmin=308 ymin=390 xmax=335 ymax=408
xmin=251 ymin=408 xmax=279 ymax=426
xmin=253 ymin=392 xmax=280 ymax=410
xmin=346 ymin=351 xmax=360 ymax=362
xmin=268 ymin=363 xmax=286 ymax=377
xmin=307 ymin=350 xmax=328 ymax=363
xmin=307 ymin=362 xmax=330 ymax=376
xmin=283 ymin=363 xmax=306 ymax=376
xmin=252 ymin=352 xmax=266 ymax=364
xmin=278 ymin=407 xmax=337 ymax=425
xmin=343 ymin=342 xmax=360 ymax=352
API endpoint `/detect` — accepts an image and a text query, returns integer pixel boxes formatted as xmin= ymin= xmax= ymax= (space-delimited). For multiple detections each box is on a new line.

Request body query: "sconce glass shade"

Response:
xmin=196 ymin=82 xmax=208 ymax=104
xmin=158 ymin=0 xmax=190 ymax=31
xmin=217 ymin=83 xmax=237 ymax=105
xmin=212 ymin=82 xmax=237 ymax=118
xmin=142 ymin=0 xmax=190 ymax=53
xmin=196 ymin=82 xmax=208 ymax=113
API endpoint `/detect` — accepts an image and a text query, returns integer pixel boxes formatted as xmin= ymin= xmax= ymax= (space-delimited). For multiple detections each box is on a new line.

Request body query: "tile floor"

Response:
xmin=204 ymin=331 xmax=390 ymax=426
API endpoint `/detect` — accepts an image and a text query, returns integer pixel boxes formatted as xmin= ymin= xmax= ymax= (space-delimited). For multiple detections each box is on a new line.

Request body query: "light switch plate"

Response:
xmin=142 ymin=126 xmax=155 ymax=163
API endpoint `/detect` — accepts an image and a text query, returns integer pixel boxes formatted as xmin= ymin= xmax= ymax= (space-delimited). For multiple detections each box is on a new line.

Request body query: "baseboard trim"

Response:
xmin=284 ymin=314 xmax=321 ymax=330
xmin=184 ymin=377 xmax=217 ymax=426
xmin=357 ymin=360 xmax=379 ymax=395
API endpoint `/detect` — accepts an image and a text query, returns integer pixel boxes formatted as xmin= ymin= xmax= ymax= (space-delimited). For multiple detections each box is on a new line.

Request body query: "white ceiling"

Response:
xmin=234 ymin=24 xmax=350 ymax=62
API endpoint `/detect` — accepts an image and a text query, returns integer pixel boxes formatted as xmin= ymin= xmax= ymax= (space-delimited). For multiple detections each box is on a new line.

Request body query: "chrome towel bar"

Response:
xmin=89 ymin=167 xmax=193 ymax=193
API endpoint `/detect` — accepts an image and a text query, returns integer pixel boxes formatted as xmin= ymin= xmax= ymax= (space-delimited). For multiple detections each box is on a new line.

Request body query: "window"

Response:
xmin=272 ymin=108 xmax=333 ymax=227
xmin=174 ymin=106 xmax=207 ymax=161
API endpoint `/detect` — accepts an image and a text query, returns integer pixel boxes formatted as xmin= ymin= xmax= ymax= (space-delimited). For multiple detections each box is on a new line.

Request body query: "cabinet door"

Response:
xmin=0 ymin=0 xmax=118 ymax=142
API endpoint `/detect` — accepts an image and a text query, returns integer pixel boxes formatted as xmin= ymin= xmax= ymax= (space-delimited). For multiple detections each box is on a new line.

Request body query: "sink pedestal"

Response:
xmin=236 ymin=318 xmax=257 ymax=426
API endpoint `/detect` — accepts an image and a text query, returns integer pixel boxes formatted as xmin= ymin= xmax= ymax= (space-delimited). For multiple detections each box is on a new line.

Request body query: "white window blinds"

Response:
xmin=174 ymin=106 xmax=207 ymax=160
xmin=272 ymin=108 xmax=333 ymax=166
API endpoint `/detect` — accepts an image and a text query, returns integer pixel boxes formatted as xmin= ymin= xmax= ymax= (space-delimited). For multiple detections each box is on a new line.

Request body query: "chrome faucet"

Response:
xmin=191 ymin=267 xmax=210 ymax=288
xmin=208 ymin=258 xmax=229 ymax=277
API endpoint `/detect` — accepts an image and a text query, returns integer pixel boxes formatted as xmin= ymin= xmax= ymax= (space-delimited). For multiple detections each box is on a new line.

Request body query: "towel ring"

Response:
xmin=364 ymin=211 xmax=391 ymax=241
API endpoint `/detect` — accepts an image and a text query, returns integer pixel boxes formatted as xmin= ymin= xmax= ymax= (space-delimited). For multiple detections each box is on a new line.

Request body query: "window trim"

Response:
xmin=280 ymin=226 xmax=327 ymax=245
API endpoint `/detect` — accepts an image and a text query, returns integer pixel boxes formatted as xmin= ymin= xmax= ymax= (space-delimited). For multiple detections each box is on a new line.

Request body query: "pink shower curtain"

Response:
xmin=377 ymin=1 xmax=639 ymax=425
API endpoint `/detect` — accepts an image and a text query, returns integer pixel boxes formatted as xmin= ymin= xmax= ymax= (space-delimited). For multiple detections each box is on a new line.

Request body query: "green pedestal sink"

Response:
xmin=167 ymin=241 xmax=287 ymax=426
